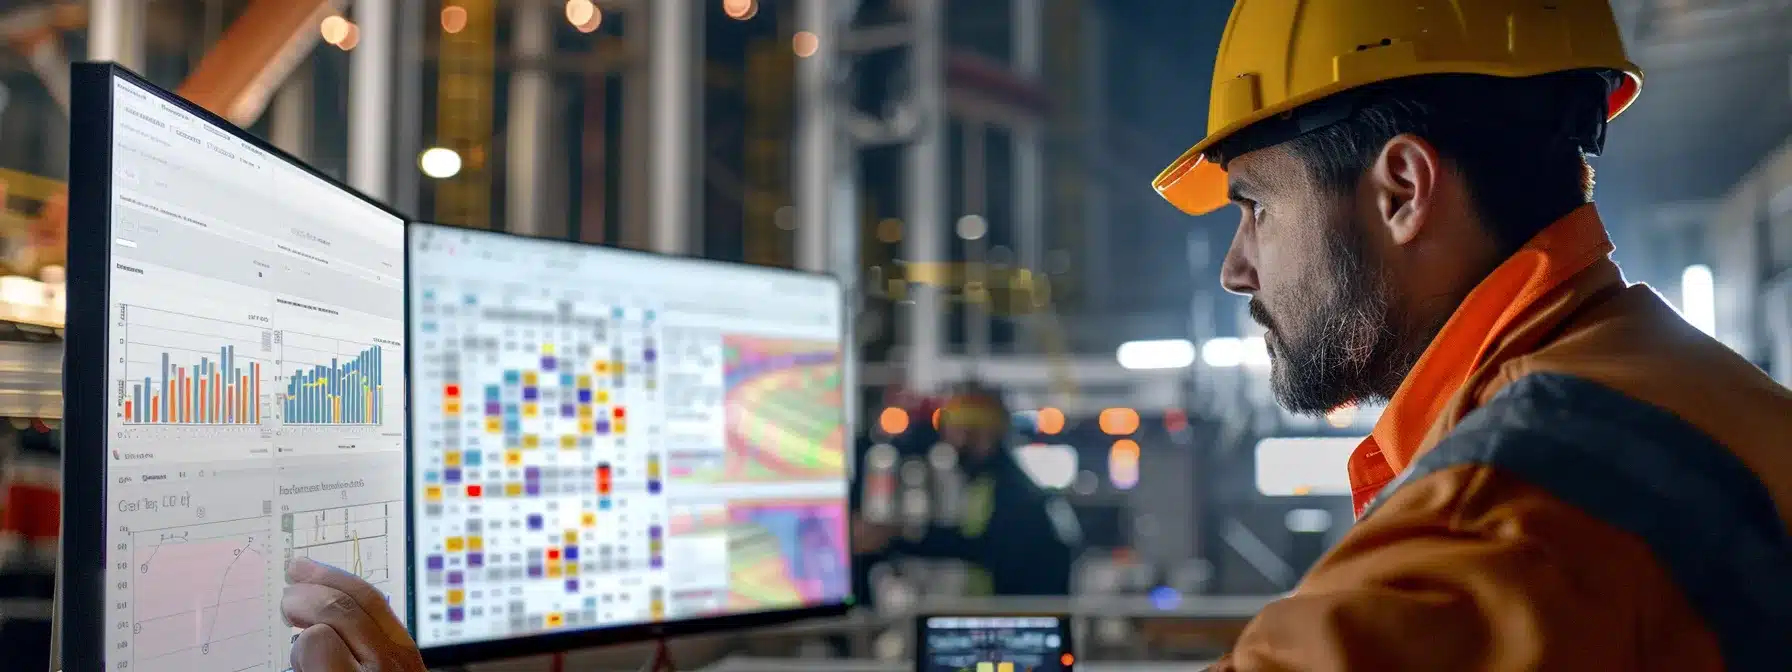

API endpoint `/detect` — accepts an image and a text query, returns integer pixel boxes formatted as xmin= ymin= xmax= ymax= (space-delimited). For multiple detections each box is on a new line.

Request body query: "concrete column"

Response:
xmin=646 ymin=0 xmax=702 ymax=255
xmin=88 ymin=0 xmax=145 ymax=71
xmin=794 ymin=0 xmax=838 ymax=273
xmin=349 ymin=0 xmax=395 ymax=200
xmin=389 ymin=0 xmax=427 ymax=217
xmin=1012 ymin=0 xmax=1047 ymax=303
xmin=903 ymin=0 xmax=948 ymax=393
xmin=270 ymin=64 xmax=314 ymax=161
xmin=620 ymin=36 xmax=650 ymax=248
xmin=962 ymin=120 xmax=991 ymax=359
xmin=506 ymin=3 xmax=553 ymax=236
xmin=1080 ymin=5 xmax=1110 ymax=305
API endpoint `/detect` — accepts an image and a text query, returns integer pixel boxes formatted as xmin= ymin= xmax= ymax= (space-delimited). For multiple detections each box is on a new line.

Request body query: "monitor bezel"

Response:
xmin=63 ymin=62 xmax=414 ymax=672
xmin=403 ymin=221 xmax=854 ymax=666
xmin=914 ymin=613 xmax=1076 ymax=672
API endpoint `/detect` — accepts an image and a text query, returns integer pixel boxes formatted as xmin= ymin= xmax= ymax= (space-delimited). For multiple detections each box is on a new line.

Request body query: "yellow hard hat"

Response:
xmin=1153 ymin=0 xmax=1644 ymax=216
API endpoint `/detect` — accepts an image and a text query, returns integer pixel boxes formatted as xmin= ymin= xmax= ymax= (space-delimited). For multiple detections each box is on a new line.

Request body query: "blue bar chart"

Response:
xmin=284 ymin=344 xmax=383 ymax=425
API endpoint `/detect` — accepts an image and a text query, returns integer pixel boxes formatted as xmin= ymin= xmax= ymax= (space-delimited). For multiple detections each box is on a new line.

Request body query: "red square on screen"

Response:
xmin=445 ymin=384 xmax=461 ymax=397
xmin=467 ymin=484 xmax=483 ymax=497
xmin=547 ymin=548 xmax=561 ymax=560
xmin=613 ymin=407 xmax=626 ymax=419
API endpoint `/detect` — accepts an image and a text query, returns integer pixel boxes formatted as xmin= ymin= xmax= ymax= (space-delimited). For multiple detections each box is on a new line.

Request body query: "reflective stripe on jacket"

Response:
xmin=1211 ymin=205 xmax=1792 ymax=671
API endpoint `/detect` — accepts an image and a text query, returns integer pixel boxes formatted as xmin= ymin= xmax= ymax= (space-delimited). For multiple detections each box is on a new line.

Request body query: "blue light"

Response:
xmin=1149 ymin=586 xmax=1182 ymax=610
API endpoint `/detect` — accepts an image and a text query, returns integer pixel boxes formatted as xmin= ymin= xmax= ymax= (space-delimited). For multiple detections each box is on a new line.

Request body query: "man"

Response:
xmin=1148 ymin=1 xmax=1792 ymax=669
xmin=288 ymin=1 xmax=1792 ymax=668
xmin=851 ymin=384 xmax=1079 ymax=597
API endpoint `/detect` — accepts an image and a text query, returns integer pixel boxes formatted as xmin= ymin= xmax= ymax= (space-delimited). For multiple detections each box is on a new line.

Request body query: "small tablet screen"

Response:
xmin=919 ymin=615 xmax=1074 ymax=672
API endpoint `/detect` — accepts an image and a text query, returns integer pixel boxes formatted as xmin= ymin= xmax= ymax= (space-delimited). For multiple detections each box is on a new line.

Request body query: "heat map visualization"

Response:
xmin=409 ymin=267 xmax=850 ymax=648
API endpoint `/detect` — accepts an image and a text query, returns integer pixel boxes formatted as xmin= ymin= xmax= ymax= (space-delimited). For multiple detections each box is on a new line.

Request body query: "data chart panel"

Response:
xmin=407 ymin=225 xmax=849 ymax=651
xmin=85 ymin=68 xmax=409 ymax=672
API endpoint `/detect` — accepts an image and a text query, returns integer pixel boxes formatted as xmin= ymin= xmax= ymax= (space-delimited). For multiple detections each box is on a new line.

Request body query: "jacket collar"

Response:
xmin=1349 ymin=204 xmax=1618 ymax=515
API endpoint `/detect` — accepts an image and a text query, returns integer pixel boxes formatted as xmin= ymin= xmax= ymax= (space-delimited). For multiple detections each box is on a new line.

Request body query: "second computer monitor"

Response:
xmin=405 ymin=224 xmax=851 ymax=663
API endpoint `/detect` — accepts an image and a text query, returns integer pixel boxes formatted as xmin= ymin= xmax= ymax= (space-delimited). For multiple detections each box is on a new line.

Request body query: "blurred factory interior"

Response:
xmin=1 ymin=0 xmax=1791 ymax=669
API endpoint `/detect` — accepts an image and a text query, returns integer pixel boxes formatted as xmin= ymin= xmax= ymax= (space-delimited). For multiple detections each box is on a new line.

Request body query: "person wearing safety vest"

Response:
xmin=851 ymin=384 xmax=1079 ymax=597
xmin=1153 ymin=1 xmax=1792 ymax=670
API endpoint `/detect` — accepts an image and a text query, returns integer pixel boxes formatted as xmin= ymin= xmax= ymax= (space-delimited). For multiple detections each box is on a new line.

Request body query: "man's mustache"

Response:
xmin=1249 ymin=297 xmax=1276 ymax=333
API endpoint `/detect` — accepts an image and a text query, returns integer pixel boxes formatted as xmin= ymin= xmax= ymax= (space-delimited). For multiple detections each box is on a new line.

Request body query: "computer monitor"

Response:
xmin=63 ymin=64 xmax=410 ymax=672
xmin=405 ymin=224 xmax=852 ymax=664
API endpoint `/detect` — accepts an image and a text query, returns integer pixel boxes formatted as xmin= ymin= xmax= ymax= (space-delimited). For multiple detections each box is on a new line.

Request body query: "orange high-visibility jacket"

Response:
xmin=1210 ymin=205 xmax=1792 ymax=671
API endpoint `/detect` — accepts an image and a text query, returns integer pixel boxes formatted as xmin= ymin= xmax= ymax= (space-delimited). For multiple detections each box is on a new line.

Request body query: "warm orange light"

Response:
xmin=320 ymin=15 xmax=350 ymax=44
xmin=575 ymin=7 xmax=602 ymax=33
xmin=723 ymin=0 xmax=758 ymax=20
xmin=1098 ymin=407 xmax=1140 ymax=435
xmin=1061 ymin=653 xmax=1076 ymax=666
xmin=792 ymin=31 xmax=819 ymax=58
xmin=565 ymin=0 xmax=597 ymax=27
xmin=1036 ymin=407 xmax=1066 ymax=435
xmin=878 ymin=407 xmax=909 ymax=435
xmin=931 ymin=408 xmax=941 ymax=429
xmin=440 ymin=6 xmax=468 ymax=33
xmin=336 ymin=22 xmax=361 ymax=50
xmin=1110 ymin=439 xmax=1140 ymax=460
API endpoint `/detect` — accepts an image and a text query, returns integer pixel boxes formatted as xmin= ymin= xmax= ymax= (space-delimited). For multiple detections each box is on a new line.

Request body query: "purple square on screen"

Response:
xmin=528 ymin=513 xmax=544 ymax=530
xmin=647 ymin=480 xmax=661 ymax=494
xmin=542 ymin=356 xmax=557 ymax=371
xmin=525 ymin=466 xmax=541 ymax=480
xmin=448 ymin=607 xmax=465 ymax=623
xmin=644 ymin=349 xmax=656 ymax=362
xmin=650 ymin=556 xmax=663 ymax=569
xmin=445 ymin=468 xmax=462 ymax=484
xmin=448 ymin=570 xmax=464 ymax=585
xmin=485 ymin=402 xmax=501 ymax=415
xmin=562 ymin=404 xmax=576 ymax=418
xmin=528 ymin=564 xmax=544 ymax=578
xmin=468 ymin=553 xmax=485 ymax=568
xmin=427 ymin=555 xmax=444 ymax=570
xmin=566 ymin=579 xmax=580 ymax=593
xmin=526 ymin=482 xmax=541 ymax=496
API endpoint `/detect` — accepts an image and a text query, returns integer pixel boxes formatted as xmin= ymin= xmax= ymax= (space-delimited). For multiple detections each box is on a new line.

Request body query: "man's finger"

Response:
xmin=287 ymin=557 xmax=412 ymax=645
xmin=282 ymin=583 xmax=387 ymax=664
xmin=291 ymin=624 xmax=359 ymax=672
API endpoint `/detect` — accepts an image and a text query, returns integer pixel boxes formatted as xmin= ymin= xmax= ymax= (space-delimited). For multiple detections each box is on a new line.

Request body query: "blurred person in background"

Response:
xmin=1154 ymin=0 xmax=1792 ymax=669
xmin=851 ymin=384 xmax=1079 ymax=597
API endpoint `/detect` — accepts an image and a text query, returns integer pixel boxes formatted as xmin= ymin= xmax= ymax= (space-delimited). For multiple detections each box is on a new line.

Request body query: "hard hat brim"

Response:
xmin=1152 ymin=69 xmax=1642 ymax=218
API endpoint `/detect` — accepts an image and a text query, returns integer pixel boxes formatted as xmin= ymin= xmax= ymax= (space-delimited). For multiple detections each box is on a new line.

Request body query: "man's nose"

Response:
xmin=1219 ymin=226 xmax=1258 ymax=296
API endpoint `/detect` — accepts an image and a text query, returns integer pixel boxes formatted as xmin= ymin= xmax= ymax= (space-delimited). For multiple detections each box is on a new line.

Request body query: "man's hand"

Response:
xmin=851 ymin=518 xmax=898 ymax=554
xmin=282 ymin=557 xmax=426 ymax=672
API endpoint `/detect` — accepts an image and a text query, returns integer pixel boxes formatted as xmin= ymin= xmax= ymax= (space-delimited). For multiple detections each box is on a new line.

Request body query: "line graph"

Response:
xmin=282 ymin=501 xmax=397 ymax=592
xmin=130 ymin=517 xmax=272 ymax=672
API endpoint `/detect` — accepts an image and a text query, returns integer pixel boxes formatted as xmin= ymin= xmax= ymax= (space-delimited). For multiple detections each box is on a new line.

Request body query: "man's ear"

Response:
xmin=1369 ymin=134 xmax=1441 ymax=246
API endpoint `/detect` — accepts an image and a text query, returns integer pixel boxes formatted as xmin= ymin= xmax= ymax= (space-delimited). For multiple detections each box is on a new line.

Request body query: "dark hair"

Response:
xmin=1215 ymin=72 xmax=1611 ymax=254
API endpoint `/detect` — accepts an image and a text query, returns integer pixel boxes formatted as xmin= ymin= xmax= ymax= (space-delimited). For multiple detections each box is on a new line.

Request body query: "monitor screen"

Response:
xmin=65 ymin=66 xmax=409 ymax=672
xmin=919 ymin=616 xmax=1075 ymax=672
xmin=406 ymin=224 xmax=850 ymax=659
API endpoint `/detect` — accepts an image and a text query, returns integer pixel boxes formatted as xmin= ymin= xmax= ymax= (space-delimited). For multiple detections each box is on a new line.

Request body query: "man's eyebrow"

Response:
xmin=1227 ymin=176 xmax=1258 ymax=203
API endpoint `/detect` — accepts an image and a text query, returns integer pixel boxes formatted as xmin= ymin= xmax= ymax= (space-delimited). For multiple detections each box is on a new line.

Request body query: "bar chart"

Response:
xmin=122 ymin=341 xmax=268 ymax=427
xmin=283 ymin=344 xmax=384 ymax=425
xmin=116 ymin=305 xmax=274 ymax=427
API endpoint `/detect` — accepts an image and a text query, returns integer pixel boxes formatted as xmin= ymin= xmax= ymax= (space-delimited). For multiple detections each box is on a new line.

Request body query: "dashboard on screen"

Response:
xmin=90 ymin=71 xmax=409 ymax=672
xmin=406 ymin=224 xmax=850 ymax=650
xmin=919 ymin=616 xmax=1075 ymax=672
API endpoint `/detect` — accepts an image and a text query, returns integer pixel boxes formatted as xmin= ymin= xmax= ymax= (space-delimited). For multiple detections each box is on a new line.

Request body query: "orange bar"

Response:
xmin=199 ymin=380 xmax=207 ymax=424
xmin=212 ymin=373 xmax=220 ymax=423
xmin=177 ymin=368 xmax=186 ymax=423
xmin=254 ymin=363 xmax=261 ymax=424
xmin=124 ymin=399 xmax=133 ymax=421
xmin=240 ymin=375 xmax=248 ymax=424
xmin=151 ymin=395 xmax=159 ymax=423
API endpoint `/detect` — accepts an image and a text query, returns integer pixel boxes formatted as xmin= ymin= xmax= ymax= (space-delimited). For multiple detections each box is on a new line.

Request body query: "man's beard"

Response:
xmin=1252 ymin=220 xmax=1430 ymax=415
